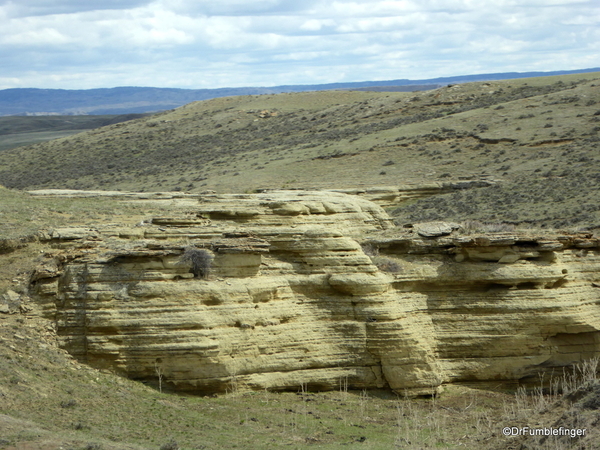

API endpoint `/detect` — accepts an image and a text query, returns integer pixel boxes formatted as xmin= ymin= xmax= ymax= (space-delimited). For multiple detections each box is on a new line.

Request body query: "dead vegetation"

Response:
xmin=178 ymin=247 xmax=213 ymax=279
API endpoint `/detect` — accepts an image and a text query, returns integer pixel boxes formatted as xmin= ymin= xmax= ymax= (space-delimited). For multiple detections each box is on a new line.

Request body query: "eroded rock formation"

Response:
xmin=30 ymin=190 xmax=600 ymax=395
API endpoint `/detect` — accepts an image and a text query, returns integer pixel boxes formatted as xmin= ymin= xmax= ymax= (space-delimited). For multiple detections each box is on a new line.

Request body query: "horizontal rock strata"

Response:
xmin=30 ymin=190 xmax=600 ymax=395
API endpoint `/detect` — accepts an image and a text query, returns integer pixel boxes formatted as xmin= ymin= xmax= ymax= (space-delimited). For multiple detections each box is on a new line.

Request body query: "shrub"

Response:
xmin=179 ymin=247 xmax=213 ymax=279
xmin=361 ymin=243 xmax=378 ymax=257
xmin=85 ymin=444 xmax=103 ymax=450
xmin=60 ymin=399 xmax=77 ymax=408
xmin=373 ymin=256 xmax=402 ymax=273
xmin=160 ymin=440 xmax=179 ymax=450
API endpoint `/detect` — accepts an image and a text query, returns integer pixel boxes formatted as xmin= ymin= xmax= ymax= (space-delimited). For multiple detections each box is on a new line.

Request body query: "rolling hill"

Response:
xmin=1 ymin=68 xmax=597 ymax=116
xmin=1 ymin=71 xmax=599 ymax=230
xmin=2 ymin=70 xmax=600 ymax=450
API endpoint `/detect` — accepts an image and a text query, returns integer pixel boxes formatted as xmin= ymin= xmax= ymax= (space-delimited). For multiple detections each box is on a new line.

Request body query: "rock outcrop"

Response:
xmin=331 ymin=179 xmax=495 ymax=208
xmin=30 ymin=190 xmax=600 ymax=396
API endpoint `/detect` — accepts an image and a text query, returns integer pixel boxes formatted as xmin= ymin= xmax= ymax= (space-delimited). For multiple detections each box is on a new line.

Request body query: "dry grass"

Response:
xmin=0 ymin=72 xmax=599 ymax=229
xmin=0 ymin=185 xmax=179 ymax=241
xmin=459 ymin=220 xmax=517 ymax=234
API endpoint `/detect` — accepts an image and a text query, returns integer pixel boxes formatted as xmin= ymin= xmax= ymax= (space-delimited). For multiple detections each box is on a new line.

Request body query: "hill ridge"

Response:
xmin=1 ymin=71 xmax=599 ymax=230
xmin=1 ymin=67 xmax=598 ymax=116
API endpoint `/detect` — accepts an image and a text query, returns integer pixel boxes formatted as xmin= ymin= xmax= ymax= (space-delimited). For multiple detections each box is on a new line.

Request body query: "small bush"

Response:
xmin=361 ymin=243 xmax=378 ymax=257
xmin=372 ymin=256 xmax=402 ymax=273
xmin=160 ymin=440 xmax=179 ymax=450
xmin=60 ymin=399 xmax=77 ymax=408
xmin=85 ymin=444 xmax=102 ymax=450
xmin=362 ymin=245 xmax=401 ymax=272
xmin=179 ymin=247 xmax=213 ymax=279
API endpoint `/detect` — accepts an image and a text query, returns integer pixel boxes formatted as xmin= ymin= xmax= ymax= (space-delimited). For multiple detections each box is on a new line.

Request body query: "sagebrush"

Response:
xmin=180 ymin=247 xmax=213 ymax=279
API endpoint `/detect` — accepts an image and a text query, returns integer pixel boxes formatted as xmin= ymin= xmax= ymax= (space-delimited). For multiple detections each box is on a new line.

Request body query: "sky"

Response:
xmin=0 ymin=0 xmax=598 ymax=90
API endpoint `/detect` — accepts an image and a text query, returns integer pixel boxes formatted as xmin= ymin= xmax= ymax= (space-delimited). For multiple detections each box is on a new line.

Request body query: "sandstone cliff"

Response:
xmin=29 ymin=190 xmax=600 ymax=396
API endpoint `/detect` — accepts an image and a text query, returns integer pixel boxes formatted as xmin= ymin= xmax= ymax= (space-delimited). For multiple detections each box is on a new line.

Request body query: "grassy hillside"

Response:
xmin=0 ymin=72 xmax=599 ymax=229
xmin=1 ymin=72 xmax=600 ymax=450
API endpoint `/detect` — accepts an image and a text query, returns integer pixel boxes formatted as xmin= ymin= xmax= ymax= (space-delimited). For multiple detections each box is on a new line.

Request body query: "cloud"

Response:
xmin=5 ymin=0 xmax=150 ymax=17
xmin=0 ymin=0 xmax=598 ymax=89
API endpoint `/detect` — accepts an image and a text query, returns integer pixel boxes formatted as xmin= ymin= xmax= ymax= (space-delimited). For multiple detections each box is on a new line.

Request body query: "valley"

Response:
xmin=1 ymin=71 xmax=600 ymax=449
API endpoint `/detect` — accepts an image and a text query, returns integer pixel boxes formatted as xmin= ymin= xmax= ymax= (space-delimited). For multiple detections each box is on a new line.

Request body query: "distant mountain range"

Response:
xmin=1 ymin=68 xmax=598 ymax=116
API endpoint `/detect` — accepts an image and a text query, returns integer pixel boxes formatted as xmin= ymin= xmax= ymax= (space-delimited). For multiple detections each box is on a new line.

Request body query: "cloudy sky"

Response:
xmin=0 ymin=0 xmax=598 ymax=90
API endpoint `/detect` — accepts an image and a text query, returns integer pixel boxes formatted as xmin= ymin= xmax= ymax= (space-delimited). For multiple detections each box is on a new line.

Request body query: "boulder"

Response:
xmin=415 ymin=222 xmax=460 ymax=237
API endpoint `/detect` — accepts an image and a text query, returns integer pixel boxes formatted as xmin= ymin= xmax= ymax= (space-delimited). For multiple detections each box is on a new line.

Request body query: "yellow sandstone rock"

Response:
xmin=29 ymin=190 xmax=600 ymax=396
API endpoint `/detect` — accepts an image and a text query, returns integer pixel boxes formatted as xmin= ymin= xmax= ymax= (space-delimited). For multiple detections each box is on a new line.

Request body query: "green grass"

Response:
xmin=0 ymin=130 xmax=87 ymax=152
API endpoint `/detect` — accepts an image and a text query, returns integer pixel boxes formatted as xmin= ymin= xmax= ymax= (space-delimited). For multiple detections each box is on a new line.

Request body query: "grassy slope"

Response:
xmin=0 ymin=72 xmax=599 ymax=229
xmin=1 ymin=72 xmax=600 ymax=449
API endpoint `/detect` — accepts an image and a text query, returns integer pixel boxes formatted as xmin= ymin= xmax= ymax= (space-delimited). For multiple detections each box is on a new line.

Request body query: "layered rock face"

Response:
xmin=30 ymin=190 xmax=600 ymax=395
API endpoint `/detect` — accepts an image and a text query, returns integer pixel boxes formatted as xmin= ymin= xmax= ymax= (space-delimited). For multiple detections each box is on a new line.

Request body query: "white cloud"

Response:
xmin=300 ymin=18 xmax=337 ymax=31
xmin=272 ymin=50 xmax=332 ymax=61
xmin=4 ymin=0 xmax=150 ymax=17
xmin=154 ymin=0 xmax=310 ymax=17
xmin=108 ymin=8 xmax=197 ymax=47
xmin=4 ymin=26 xmax=73 ymax=47
xmin=0 ymin=0 xmax=598 ymax=90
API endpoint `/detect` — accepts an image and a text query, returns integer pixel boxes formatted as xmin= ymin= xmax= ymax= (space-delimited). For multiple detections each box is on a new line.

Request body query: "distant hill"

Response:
xmin=1 ymin=68 xmax=598 ymax=116
xmin=1 ymin=71 xmax=599 ymax=230
xmin=0 ymin=114 xmax=149 ymax=151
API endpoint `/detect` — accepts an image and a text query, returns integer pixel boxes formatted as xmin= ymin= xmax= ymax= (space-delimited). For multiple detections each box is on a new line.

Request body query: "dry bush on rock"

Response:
xmin=373 ymin=256 xmax=402 ymax=273
xmin=179 ymin=247 xmax=213 ymax=279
